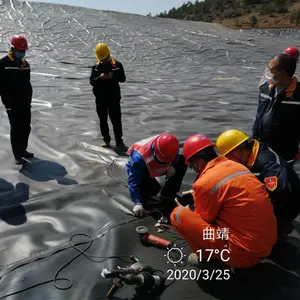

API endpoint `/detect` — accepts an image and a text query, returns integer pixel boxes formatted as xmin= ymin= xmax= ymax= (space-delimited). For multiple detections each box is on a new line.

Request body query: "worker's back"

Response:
xmin=193 ymin=156 xmax=277 ymax=258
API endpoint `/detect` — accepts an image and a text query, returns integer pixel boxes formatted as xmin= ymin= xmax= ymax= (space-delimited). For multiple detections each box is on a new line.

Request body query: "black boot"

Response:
xmin=14 ymin=156 xmax=26 ymax=165
xmin=115 ymin=141 xmax=128 ymax=152
xmin=101 ymin=141 xmax=111 ymax=148
xmin=23 ymin=151 xmax=34 ymax=158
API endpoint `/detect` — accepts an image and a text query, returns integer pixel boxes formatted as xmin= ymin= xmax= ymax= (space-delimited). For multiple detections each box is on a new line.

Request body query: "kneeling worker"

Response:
xmin=126 ymin=134 xmax=187 ymax=217
xmin=216 ymin=129 xmax=300 ymax=236
xmin=171 ymin=134 xmax=277 ymax=269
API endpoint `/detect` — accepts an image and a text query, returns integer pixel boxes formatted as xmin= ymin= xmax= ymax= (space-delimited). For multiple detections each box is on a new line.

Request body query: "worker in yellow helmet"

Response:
xmin=216 ymin=129 xmax=300 ymax=239
xmin=89 ymin=43 xmax=127 ymax=152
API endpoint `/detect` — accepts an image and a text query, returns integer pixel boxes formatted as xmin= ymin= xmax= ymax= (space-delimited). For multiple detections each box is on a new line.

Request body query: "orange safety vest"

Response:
xmin=192 ymin=156 xmax=277 ymax=257
xmin=126 ymin=135 xmax=172 ymax=177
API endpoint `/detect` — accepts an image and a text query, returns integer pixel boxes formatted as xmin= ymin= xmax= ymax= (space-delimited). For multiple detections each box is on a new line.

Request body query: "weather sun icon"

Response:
xmin=164 ymin=244 xmax=187 ymax=267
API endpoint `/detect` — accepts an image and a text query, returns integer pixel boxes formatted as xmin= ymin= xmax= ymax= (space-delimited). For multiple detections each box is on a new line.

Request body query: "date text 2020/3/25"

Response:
xmin=167 ymin=269 xmax=231 ymax=281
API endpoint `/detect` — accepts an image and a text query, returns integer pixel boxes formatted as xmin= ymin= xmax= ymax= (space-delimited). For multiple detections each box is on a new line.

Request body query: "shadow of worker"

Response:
xmin=0 ymin=179 xmax=29 ymax=225
xmin=19 ymin=157 xmax=78 ymax=185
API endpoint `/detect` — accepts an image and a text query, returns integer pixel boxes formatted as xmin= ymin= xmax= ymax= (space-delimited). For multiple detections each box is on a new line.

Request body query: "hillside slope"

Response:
xmin=158 ymin=0 xmax=300 ymax=29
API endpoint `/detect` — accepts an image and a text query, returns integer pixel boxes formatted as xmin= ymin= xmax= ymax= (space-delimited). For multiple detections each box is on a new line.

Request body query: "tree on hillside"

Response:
xmin=157 ymin=0 xmax=295 ymax=23
xmin=250 ymin=15 xmax=258 ymax=26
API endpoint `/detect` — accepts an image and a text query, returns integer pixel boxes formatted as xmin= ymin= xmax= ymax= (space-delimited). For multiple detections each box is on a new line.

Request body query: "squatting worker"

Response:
xmin=253 ymin=53 xmax=300 ymax=167
xmin=217 ymin=129 xmax=300 ymax=238
xmin=0 ymin=35 xmax=34 ymax=165
xmin=126 ymin=134 xmax=187 ymax=217
xmin=89 ymin=43 xmax=128 ymax=152
xmin=259 ymin=46 xmax=299 ymax=87
xmin=171 ymin=134 xmax=277 ymax=269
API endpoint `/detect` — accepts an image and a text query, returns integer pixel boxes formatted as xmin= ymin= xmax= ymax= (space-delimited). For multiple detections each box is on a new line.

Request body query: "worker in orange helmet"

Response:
xmin=126 ymin=134 xmax=187 ymax=217
xmin=170 ymin=134 xmax=277 ymax=269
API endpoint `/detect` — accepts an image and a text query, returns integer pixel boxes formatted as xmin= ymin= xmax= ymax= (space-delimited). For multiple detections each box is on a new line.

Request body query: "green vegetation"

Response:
xmin=290 ymin=9 xmax=300 ymax=24
xmin=250 ymin=15 xmax=258 ymax=26
xmin=157 ymin=0 xmax=300 ymax=28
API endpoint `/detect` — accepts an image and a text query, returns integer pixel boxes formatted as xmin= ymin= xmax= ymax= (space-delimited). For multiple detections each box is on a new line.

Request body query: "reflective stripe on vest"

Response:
xmin=268 ymin=147 xmax=280 ymax=165
xmin=175 ymin=206 xmax=186 ymax=224
xmin=260 ymin=93 xmax=272 ymax=101
xmin=211 ymin=170 xmax=251 ymax=194
xmin=174 ymin=170 xmax=251 ymax=224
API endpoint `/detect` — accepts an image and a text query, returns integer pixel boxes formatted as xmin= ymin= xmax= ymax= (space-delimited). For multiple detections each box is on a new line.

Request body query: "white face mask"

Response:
xmin=264 ymin=68 xmax=279 ymax=84
xmin=268 ymin=78 xmax=279 ymax=84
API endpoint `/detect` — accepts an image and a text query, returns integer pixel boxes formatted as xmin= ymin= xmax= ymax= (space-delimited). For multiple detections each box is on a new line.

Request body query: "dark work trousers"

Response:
xmin=6 ymin=107 xmax=31 ymax=158
xmin=96 ymin=100 xmax=123 ymax=144
xmin=140 ymin=154 xmax=188 ymax=211
xmin=274 ymin=196 xmax=300 ymax=238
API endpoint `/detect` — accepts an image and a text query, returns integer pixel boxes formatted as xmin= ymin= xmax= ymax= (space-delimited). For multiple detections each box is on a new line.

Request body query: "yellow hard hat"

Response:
xmin=95 ymin=43 xmax=110 ymax=60
xmin=216 ymin=130 xmax=249 ymax=156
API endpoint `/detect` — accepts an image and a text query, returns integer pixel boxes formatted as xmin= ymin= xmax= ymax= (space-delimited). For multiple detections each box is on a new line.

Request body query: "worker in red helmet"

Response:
xmin=171 ymin=134 xmax=277 ymax=269
xmin=283 ymin=47 xmax=299 ymax=60
xmin=254 ymin=53 xmax=300 ymax=167
xmin=126 ymin=134 xmax=187 ymax=217
xmin=259 ymin=46 xmax=299 ymax=87
xmin=0 ymin=34 xmax=33 ymax=165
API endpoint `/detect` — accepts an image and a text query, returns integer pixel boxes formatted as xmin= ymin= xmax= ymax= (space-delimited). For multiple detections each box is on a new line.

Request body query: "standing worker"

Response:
xmin=90 ymin=43 xmax=128 ymax=151
xmin=253 ymin=53 xmax=300 ymax=166
xmin=216 ymin=129 xmax=300 ymax=238
xmin=126 ymin=134 xmax=187 ymax=217
xmin=259 ymin=46 xmax=299 ymax=87
xmin=0 ymin=34 xmax=34 ymax=165
xmin=171 ymin=134 xmax=277 ymax=269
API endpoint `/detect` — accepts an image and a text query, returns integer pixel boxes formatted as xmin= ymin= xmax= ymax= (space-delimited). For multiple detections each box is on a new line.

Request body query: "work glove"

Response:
xmin=133 ymin=203 xmax=146 ymax=217
xmin=166 ymin=166 xmax=176 ymax=178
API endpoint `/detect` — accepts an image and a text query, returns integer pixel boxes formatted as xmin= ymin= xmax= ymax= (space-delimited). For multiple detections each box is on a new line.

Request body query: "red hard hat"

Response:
xmin=183 ymin=134 xmax=215 ymax=164
xmin=10 ymin=35 xmax=28 ymax=51
xmin=283 ymin=47 xmax=299 ymax=60
xmin=153 ymin=134 xmax=179 ymax=163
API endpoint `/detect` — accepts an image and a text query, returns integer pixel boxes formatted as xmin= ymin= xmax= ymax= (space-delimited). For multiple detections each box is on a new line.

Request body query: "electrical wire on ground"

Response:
xmin=0 ymin=211 xmax=185 ymax=299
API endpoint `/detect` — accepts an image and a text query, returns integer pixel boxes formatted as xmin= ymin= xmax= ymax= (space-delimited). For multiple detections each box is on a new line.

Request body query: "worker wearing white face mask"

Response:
xmin=253 ymin=54 xmax=300 ymax=167
xmin=259 ymin=47 xmax=299 ymax=88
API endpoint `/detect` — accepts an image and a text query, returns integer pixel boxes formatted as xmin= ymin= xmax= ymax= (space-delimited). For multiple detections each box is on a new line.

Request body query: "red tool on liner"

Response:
xmin=136 ymin=226 xmax=171 ymax=249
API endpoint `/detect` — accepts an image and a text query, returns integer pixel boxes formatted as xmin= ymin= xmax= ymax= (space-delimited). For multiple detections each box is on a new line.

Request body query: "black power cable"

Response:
xmin=0 ymin=214 xmax=183 ymax=299
xmin=0 ymin=233 xmax=134 ymax=299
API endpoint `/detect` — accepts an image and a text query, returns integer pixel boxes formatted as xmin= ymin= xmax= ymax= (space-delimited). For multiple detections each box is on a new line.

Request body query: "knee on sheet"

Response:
xmin=170 ymin=207 xmax=261 ymax=269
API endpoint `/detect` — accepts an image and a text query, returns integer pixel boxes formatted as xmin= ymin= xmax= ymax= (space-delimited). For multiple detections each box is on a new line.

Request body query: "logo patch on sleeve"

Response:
xmin=264 ymin=176 xmax=278 ymax=191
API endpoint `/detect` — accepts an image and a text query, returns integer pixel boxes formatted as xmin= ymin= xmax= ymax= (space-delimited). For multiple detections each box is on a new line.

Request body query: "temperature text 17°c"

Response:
xmin=197 ymin=249 xmax=230 ymax=262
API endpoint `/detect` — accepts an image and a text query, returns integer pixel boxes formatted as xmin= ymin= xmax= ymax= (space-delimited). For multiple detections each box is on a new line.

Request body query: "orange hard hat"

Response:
xmin=183 ymin=134 xmax=215 ymax=164
xmin=153 ymin=134 xmax=179 ymax=163
xmin=283 ymin=47 xmax=299 ymax=60
xmin=10 ymin=35 xmax=28 ymax=51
